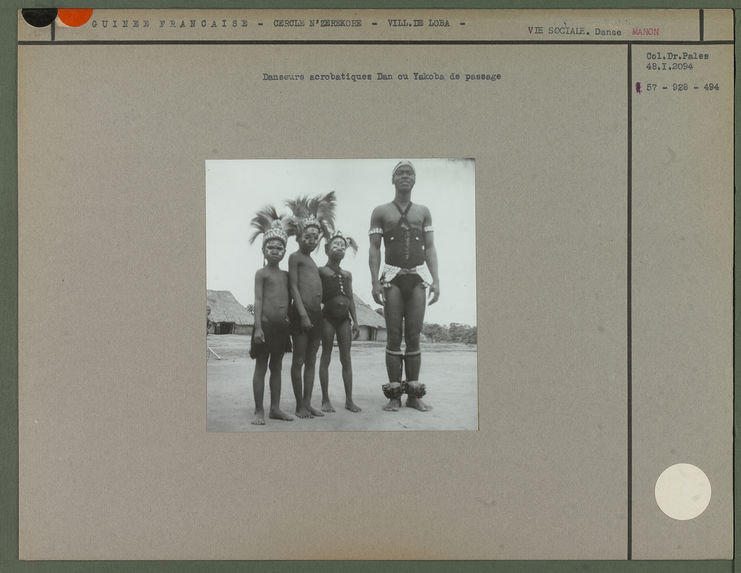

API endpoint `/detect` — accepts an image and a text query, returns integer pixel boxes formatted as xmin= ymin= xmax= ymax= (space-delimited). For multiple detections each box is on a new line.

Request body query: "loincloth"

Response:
xmin=380 ymin=264 xmax=431 ymax=288
xmin=250 ymin=319 xmax=292 ymax=359
xmin=381 ymin=269 xmax=428 ymax=301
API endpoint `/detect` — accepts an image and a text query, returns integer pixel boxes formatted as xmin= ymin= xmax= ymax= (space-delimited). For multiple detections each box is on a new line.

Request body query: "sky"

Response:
xmin=206 ymin=158 xmax=476 ymax=326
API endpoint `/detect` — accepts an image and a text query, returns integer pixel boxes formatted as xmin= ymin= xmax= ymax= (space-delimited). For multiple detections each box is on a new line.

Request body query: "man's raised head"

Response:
xmin=391 ymin=160 xmax=415 ymax=181
xmin=391 ymin=161 xmax=416 ymax=194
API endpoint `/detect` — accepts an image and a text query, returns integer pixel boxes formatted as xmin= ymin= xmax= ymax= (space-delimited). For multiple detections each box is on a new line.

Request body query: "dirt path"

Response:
xmin=207 ymin=336 xmax=478 ymax=431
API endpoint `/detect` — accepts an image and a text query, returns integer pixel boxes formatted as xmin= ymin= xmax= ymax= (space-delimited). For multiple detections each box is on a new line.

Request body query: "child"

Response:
xmin=248 ymin=208 xmax=294 ymax=425
xmin=318 ymin=230 xmax=361 ymax=413
xmin=286 ymin=192 xmax=336 ymax=418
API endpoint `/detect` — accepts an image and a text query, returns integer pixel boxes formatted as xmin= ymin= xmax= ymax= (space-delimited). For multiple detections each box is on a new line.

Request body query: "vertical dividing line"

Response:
xmin=51 ymin=19 xmax=55 ymax=42
xmin=626 ymin=42 xmax=633 ymax=561
xmin=732 ymin=13 xmax=737 ymax=569
xmin=699 ymin=9 xmax=704 ymax=42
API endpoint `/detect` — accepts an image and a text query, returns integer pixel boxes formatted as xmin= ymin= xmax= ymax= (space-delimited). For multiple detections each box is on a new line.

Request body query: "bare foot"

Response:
xmin=383 ymin=398 xmax=401 ymax=411
xmin=306 ymin=404 xmax=324 ymax=417
xmin=251 ymin=410 xmax=266 ymax=425
xmin=321 ymin=399 xmax=336 ymax=413
xmin=269 ymin=408 xmax=294 ymax=421
xmin=345 ymin=399 xmax=361 ymax=412
xmin=405 ymin=396 xmax=431 ymax=411
xmin=295 ymin=406 xmax=313 ymax=419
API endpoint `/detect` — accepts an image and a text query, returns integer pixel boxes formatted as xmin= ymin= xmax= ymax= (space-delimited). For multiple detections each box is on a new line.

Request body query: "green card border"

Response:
xmin=2 ymin=2 xmax=736 ymax=572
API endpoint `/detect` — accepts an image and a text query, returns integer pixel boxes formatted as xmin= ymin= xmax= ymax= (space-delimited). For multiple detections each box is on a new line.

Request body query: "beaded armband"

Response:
xmin=368 ymin=227 xmax=383 ymax=236
xmin=423 ymin=225 xmax=434 ymax=233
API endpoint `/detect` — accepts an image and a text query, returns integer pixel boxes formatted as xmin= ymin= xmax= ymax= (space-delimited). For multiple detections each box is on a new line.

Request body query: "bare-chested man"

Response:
xmin=368 ymin=161 xmax=440 ymax=411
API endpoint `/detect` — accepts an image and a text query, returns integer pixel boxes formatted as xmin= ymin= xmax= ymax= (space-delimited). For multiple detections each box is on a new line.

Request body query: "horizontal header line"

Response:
xmin=18 ymin=39 xmax=734 ymax=46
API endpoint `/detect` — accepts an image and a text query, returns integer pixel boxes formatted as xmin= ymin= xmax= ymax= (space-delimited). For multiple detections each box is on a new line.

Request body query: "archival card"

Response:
xmin=17 ymin=8 xmax=733 ymax=560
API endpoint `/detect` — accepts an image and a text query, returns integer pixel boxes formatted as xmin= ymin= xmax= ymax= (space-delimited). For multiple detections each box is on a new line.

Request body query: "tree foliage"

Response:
xmin=421 ymin=322 xmax=477 ymax=344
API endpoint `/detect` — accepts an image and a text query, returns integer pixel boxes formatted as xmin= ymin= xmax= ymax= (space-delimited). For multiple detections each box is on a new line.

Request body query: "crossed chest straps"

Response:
xmin=383 ymin=201 xmax=426 ymax=267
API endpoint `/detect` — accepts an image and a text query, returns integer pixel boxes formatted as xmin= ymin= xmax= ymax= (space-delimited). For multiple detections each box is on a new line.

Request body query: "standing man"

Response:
xmin=369 ymin=161 xmax=440 ymax=412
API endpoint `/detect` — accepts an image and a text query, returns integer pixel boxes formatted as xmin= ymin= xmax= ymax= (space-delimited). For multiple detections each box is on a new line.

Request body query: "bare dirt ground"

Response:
xmin=207 ymin=335 xmax=478 ymax=432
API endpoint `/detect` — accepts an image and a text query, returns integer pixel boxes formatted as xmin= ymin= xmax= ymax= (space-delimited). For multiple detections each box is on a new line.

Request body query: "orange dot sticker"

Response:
xmin=57 ymin=9 xmax=93 ymax=27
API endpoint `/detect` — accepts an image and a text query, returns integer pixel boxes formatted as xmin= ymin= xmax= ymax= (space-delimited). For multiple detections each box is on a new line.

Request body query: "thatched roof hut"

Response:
xmin=206 ymin=290 xmax=383 ymax=339
xmin=353 ymin=294 xmax=386 ymax=341
xmin=207 ymin=290 xmax=254 ymax=334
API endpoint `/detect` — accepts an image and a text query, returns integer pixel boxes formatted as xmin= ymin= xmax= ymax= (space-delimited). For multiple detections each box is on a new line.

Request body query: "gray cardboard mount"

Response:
xmin=17 ymin=9 xmax=733 ymax=560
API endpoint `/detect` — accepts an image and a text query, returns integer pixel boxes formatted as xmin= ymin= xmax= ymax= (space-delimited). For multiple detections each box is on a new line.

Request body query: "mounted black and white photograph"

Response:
xmin=206 ymin=158 xmax=476 ymax=431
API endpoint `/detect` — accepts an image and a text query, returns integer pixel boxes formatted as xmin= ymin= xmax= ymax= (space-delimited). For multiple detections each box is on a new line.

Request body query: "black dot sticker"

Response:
xmin=22 ymin=8 xmax=58 ymax=28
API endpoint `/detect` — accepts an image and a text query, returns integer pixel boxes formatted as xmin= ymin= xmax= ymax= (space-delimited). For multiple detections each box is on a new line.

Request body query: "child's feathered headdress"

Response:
xmin=324 ymin=228 xmax=358 ymax=255
xmin=248 ymin=204 xmax=290 ymax=246
xmin=284 ymin=191 xmax=337 ymax=240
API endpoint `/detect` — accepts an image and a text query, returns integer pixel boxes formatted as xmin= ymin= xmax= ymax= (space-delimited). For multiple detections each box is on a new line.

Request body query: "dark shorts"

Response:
xmin=389 ymin=273 xmax=425 ymax=302
xmin=288 ymin=304 xmax=323 ymax=337
xmin=250 ymin=320 xmax=292 ymax=360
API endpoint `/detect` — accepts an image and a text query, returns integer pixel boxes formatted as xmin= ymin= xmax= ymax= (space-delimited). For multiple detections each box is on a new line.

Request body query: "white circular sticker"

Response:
xmin=655 ymin=463 xmax=711 ymax=520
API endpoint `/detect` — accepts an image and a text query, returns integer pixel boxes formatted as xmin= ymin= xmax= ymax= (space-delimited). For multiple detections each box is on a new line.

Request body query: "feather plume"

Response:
xmin=248 ymin=204 xmax=293 ymax=246
xmin=312 ymin=191 xmax=337 ymax=230
xmin=345 ymin=235 xmax=359 ymax=254
xmin=285 ymin=191 xmax=337 ymax=229
xmin=285 ymin=191 xmax=337 ymax=244
xmin=248 ymin=204 xmax=280 ymax=245
xmin=284 ymin=195 xmax=311 ymax=220
xmin=282 ymin=215 xmax=301 ymax=240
